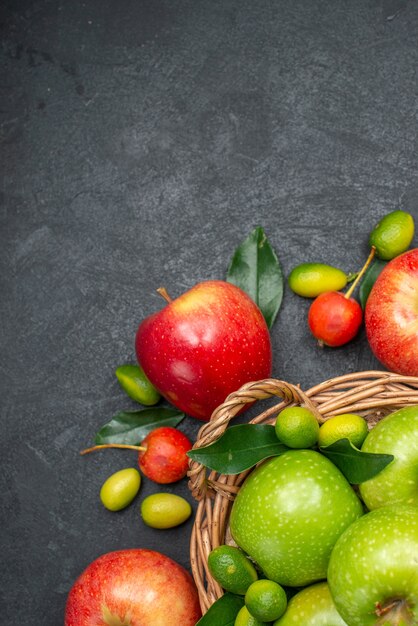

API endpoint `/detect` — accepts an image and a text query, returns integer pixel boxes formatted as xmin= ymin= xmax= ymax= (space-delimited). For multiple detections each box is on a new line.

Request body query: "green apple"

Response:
xmin=273 ymin=582 xmax=348 ymax=626
xmin=328 ymin=504 xmax=418 ymax=626
xmin=359 ymin=406 xmax=418 ymax=510
xmin=229 ymin=449 xmax=363 ymax=587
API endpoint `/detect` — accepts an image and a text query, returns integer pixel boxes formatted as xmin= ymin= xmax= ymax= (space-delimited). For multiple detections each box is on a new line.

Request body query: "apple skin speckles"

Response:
xmin=273 ymin=582 xmax=349 ymax=626
xmin=229 ymin=449 xmax=363 ymax=587
xmin=359 ymin=405 xmax=418 ymax=510
xmin=328 ymin=504 xmax=418 ymax=626
xmin=135 ymin=280 xmax=272 ymax=420
xmin=365 ymin=248 xmax=418 ymax=376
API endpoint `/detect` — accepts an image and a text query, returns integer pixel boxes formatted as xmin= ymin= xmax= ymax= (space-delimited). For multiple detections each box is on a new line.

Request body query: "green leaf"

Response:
xmin=187 ymin=424 xmax=288 ymax=474
xmin=196 ymin=593 xmax=244 ymax=626
xmin=95 ymin=408 xmax=185 ymax=445
xmin=319 ymin=438 xmax=394 ymax=484
xmin=226 ymin=226 xmax=284 ymax=328
xmin=358 ymin=259 xmax=387 ymax=309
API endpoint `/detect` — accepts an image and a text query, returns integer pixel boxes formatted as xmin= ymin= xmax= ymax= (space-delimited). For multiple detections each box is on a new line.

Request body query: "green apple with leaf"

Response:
xmin=229 ymin=449 xmax=364 ymax=587
xmin=359 ymin=406 xmax=418 ymax=510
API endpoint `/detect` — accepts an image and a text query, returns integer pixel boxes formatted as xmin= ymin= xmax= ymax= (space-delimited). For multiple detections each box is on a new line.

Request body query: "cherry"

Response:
xmin=308 ymin=291 xmax=363 ymax=347
xmin=138 ymin=426 xmax=192 ymax=484
xmin=308 ymin=247 xmax=376 ymax=348
xmin=80 ymin=426 xmax=192 ymax=484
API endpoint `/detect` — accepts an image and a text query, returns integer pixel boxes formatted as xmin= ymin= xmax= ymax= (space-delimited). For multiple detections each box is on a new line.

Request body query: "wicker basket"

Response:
xmin=187 ymin=370 xmax=418 ymax=614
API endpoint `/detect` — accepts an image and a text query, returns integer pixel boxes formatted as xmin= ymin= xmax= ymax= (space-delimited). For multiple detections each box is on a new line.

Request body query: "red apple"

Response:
xmin=135 ymin=280 xmax=272 ymax=420
xmin=365 ymin=248 xmax=418 ymax=375
xmin=65 ymin=549 xmax=202 ymax=626
xmin=138 ymin=426 xmax=192 ymax=483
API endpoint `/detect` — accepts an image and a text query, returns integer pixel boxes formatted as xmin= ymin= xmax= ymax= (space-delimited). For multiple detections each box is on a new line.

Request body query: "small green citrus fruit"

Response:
xmin=245 ymin=579 xmax=287 ymax=622
xmin=208 ymin=545 xmax=258 ymax=595
xmin=318 ymin=413 xmax=369 ymax=449
xmin=140 ymin=493 xmax=192 ymax=529
xmin=115 ymin=364 xmax=161 ymax=405
xmin=369 ymin=209 xmax=414 ymax=260
xmin=275 ymin=406 xmax=319 ymax=448
xmin=100 ymin=467 xmax=141 ymax=511
xmin=288 ymin=263 xmax=348 ymax=298
xmin=235 ymin=605 xmax=268 ymax=626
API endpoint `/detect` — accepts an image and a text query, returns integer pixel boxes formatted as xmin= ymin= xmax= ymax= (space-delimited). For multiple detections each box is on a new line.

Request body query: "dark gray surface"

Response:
xmin=1 ymin=0 xmax=418 ymax=623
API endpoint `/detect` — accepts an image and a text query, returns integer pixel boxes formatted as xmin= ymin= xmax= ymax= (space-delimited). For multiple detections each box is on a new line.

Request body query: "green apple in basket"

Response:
xmin=229 ymin=449 xmax=364 ymax=587
xmin=327 ymin=504 xmax=418 ymax=626
xmin=359 ymin=405 xmax=418 ymax=510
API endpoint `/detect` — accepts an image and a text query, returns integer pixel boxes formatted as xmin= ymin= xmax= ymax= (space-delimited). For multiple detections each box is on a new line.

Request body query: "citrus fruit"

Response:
xmin=115 ymin=364 xmax=161 ymax=405
xmin=318 ymin=413 xmax=369 ymax=448
xmin=245 ymin=579 xmax=287 ymax=622
xmin=369 ymin=209 xmax=414 ymax=260
xmin=140 ymin=493 xmax=192 ymax=529
xmin=235 ymin=605 xmax=267 ymax=626
xmin=275 ymin=406 xmax=319 ymax=448
xmin=208 ymin=545 xmax=258 ymax=595
xmin=100 ymin=468 xmax=141 ymax=511
xmin=288 ymin=263 xmax=348 ymax=298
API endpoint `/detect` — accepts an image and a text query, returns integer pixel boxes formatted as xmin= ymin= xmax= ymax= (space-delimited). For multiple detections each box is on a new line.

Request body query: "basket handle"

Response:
xmin=187 ymin=378 xmax=323 ymax=500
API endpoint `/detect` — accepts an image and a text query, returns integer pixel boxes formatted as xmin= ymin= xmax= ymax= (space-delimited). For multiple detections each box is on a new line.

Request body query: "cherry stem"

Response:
xmin=156 ymin=287 xmax=172 ymax=303
xmin=344 ymin=246 xmax=376 ymax=300
xmin=80 ymin=443 xmax=146 ymax=456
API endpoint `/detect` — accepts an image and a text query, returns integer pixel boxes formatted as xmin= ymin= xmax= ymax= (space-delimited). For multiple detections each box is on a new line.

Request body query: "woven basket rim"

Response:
xmin=187 ymin=369 xmax=418 ymax=614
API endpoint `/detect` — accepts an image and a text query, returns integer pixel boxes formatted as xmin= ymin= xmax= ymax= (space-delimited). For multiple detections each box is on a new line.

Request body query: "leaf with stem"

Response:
xmin=93 ymin=408 xmax=184 ymax=446
xmin=227 ymin=226 xmax=283 ymax=328
xmin=320 ymin=438 xmax=394 ymax=484
xmin=188 ymin=424 xmax=288 ymax=474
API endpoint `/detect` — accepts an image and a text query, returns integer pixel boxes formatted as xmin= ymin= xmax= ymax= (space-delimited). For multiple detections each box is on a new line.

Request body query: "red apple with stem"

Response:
xmin=65 ymin=548 xmax=202 ymax=626
xmin=308 ymin=247 xmax=376 ymax=347
xmin=135 ymin=280 xmax=272 ymax=420
xmin=365 ymin=248 xmax=418 ymax=375
xmin=80 ymin=426 xmax=192 ymax=484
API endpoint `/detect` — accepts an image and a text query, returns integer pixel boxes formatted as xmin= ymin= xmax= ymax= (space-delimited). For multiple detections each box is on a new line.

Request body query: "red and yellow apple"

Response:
xmin=65 ymin=549 xmax=202 ymax=626
xmin=135 ymin=280 xmax=272 ymax=420
xmin=365 ymin=248 xmax=418 ymax=375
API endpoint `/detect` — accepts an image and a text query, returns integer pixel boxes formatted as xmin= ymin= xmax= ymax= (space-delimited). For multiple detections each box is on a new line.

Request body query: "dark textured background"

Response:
xmin=1 ymin=0 xmax=418 ymax=623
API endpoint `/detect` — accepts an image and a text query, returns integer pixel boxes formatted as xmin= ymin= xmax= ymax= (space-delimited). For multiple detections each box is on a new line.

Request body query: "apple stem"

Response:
xmin=79 ymin=443 xmax=147 ymax=456
xmin=156 ymin=287 xmax=173 ymax=303
xmin=375 ymin=598 xmax=415 ymax=625
xmin=344 ymin=246 xmax=376 ymax=300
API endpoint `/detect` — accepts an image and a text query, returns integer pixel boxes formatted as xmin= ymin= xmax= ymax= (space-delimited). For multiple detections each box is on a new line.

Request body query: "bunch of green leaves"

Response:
xmin=187 ymin=422 xmax=393 ymax=485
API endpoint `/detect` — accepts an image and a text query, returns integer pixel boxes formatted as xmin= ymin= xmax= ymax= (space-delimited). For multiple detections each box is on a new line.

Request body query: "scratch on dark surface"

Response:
xmin=26 ymin=442 xmax=50 ymax=466
xmin=383 ymin=0 xmax=407 ymax=21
